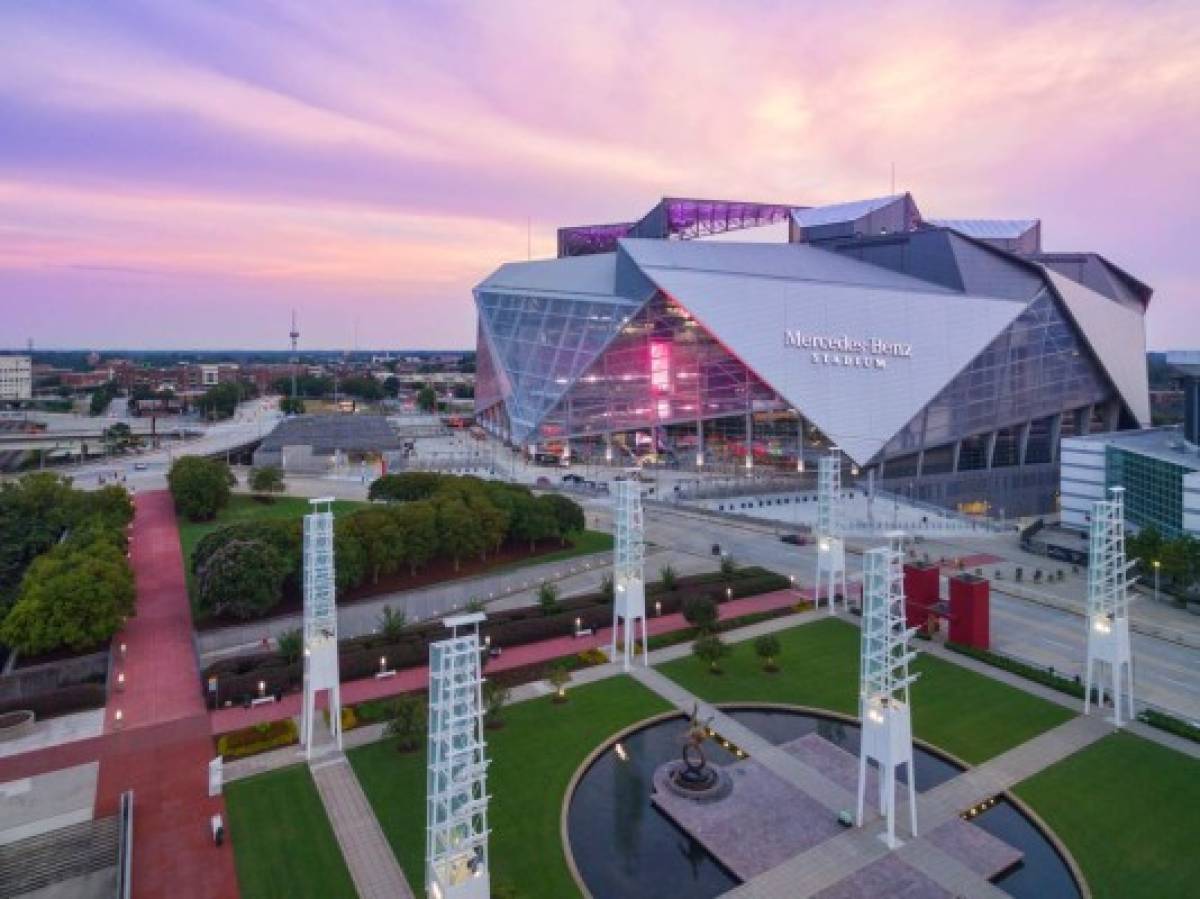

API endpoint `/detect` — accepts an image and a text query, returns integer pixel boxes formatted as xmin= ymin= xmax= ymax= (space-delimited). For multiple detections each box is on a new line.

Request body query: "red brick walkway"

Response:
xmin=0 ymin=491 xmax=238 ymax=899
xmin=209 ymin=584 xmax=846 ymax=734
xmin=97 ymin=490 xmax=238 ymax=898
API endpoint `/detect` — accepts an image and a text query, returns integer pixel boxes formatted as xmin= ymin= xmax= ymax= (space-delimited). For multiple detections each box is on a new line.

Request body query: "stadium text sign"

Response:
xmin=784 ymin=332 xmax=913 ymax=369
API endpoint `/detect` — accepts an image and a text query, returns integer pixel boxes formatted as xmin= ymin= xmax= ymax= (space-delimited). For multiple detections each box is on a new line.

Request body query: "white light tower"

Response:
xmin=611 ymin=476 xmax=648 ymax=670
xmin=301 ymin=497 xmax=342 ymax=759
xmin=1084 ymin=486 xmax=1136 ymax=727
xmin=856 ymin=531 xmax=919 ymax=849
xmin=427 ymin=613 xmax=491 ymax=899
xmin=815 ymin=452 xmax=847 ymax=613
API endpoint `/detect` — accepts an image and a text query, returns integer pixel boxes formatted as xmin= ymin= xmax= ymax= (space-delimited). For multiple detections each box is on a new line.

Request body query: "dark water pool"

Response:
xmin=566 ymin=708 xmax=1081 ymax=899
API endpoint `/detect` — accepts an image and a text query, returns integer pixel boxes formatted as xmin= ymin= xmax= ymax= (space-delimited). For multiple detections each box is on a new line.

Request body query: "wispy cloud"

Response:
xmin=0 ymin=0 xmax=1197 ymax=347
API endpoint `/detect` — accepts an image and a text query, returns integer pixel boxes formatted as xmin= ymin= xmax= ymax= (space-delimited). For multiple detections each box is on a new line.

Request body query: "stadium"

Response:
xmin=474 ymin=194 xmax=1151 ymax=516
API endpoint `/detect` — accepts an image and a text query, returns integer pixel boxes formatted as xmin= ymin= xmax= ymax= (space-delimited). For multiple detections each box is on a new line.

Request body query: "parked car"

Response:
xmin=711 ymin=543 xmax=721 ymax=556
xmin=780 ymin=533 xmax=808 ymax=546
xmin=562 ymin=473 xmax=584 ymax=484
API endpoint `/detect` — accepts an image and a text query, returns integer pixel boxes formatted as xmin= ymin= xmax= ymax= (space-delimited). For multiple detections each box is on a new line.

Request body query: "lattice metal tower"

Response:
xmin=611 ymin=476 xmax=648 ymax=670
xmin=856 ymin=531 xmax=920 ymax=848
xmin=815 ymin=452 xmax=847 ymax=613
xmin=289 ymin=309 xmax=300 ymax=403
xmin=426 ymin=613 xmax=491 ymax=899
xmin=301 ymin=497 xmax=341 ymax=759
xmin=1084 ymin=486 xmax=1135 ymax=726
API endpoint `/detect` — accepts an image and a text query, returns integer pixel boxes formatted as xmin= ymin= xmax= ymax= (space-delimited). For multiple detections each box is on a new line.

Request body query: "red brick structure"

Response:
xmin=949 ymin=574 xmax=990 ymax=650
xmin=903 ymin=562 xmax=940 ymax=632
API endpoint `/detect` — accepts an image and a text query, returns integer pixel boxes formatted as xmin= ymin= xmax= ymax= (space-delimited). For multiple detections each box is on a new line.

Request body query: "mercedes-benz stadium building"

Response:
xmin=474 ymin=193 xmax=1151 ymax=517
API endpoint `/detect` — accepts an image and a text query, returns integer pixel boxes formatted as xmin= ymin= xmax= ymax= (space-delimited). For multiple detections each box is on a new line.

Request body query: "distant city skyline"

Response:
xmin=1 ymin=1 xmax=1198 ymax=350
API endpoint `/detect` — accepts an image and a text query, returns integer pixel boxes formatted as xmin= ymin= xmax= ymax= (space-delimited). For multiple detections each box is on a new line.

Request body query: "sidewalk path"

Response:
xmin=310 ymin=755 xmax=414 ymax=899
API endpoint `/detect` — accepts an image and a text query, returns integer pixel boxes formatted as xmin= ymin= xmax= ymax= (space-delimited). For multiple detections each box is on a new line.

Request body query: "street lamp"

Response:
xmin=1153 ymin=559 xmax=1161 ymax=604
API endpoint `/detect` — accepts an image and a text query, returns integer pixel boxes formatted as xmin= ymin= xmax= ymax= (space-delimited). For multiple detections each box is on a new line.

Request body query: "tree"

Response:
xmin=195 ymin=539 xmax=288 ymax=619
xmin=511 ymin=495 xmax=556 ymax=551
xmin=377 ymin=604 xmax=407 ymax=637
xmin=436 ymin=497 xmax=484 ymax=571
xmin=192 ymin=520 xmax=300 ymax=583
xmin=754 ymin=634 xmax=781 ymax=673
xmin=333 ymin=516 xmax=367 ymax=594
xmin=537 ymin=581 xmax=560 ymax=615
xmin=394 ymin=501 xmax=438 ymax=575
xmin=548 ymin=663 xmax=572 ymax=702
xmin=196 ymin=382 xmax=247 ymax=420
xmin=538 ymin=493 xmax=585 ymax=544
xmin=168 ymin=456 xmax=232 ymax=521
xmin=248 ymin=466 xmax=285 ymax=501
xmin=369 ymin=472 xmax=445 ymax=502
xmin=416 ymin=385 xmax=438 ymax=412
xmin=0 ymin=542 xmax=135 ymax=654
xmin=340 ymin=376 xmax=384 ymax=401
xmin=483 ymin=680 xmax=511 ymax=730
xmin=683 ymin=596 xmax=719 ymax=634
xmin=279 ymin=396 xmax=306 ymax=415
xmin=88 ymin=381 xmax=119 ymax=416
xmin=103 ymin=422 xmax=135 ymax=452
xmin=692 ymin=635 xmax=728 ymax=674
xmin=348 ymin=507 xmax=405 ymax=584
xmin=599 ymin=574 xmax=615 ymax=602
xmin=384 ymin=693 xmax=426 ymax=752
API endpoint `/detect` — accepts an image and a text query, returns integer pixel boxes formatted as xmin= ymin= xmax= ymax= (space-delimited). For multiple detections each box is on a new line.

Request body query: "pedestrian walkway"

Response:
xmin=309 ymin=755 xmax=414 ymax=899
xmin=0 ymin=492 xmax=239 ymax=899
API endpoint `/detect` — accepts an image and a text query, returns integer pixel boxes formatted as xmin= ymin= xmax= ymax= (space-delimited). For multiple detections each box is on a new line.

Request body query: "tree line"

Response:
xmin=191 ymin=472 xmax=586 ymax=621
xmin=0 ymin=474 xmax=136 ymax=655
xmin=1126 ymin=527 xmax=1200 ymax=603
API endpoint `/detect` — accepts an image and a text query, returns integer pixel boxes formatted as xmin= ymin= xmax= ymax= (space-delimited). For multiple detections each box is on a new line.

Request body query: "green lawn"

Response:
xmin=350 ymin=676 xmax=669 ymax=899
xmin=1015 ymin=731 xmax=1200 ymax=899
xmin=225 ymin=765 xmax=357 ymax=899
xmin=657 ymin=617 xmax=1074 ymax=765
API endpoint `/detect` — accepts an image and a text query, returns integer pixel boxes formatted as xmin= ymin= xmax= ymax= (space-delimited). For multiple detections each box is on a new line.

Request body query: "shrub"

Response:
xmin=377 ymin=604 xmax=407 ymax=638
xmin=693 ymin=634 xmax=728 ymax=674
xmin=755 ymin=634 xmax=781 ymax=672
xmin=659 ymin=565 xmax=678 ymax=591
xmin=548 ymin=663 xmax=572 ymax=702
xmin=537 ymin=581 xmax=560 ymax=615
xmin=167 ymin=456 xmax=231 ymax=522
xmin=276 ymin=628 xmax=302 ymax=664
xmin=483 ymin=681 xmax=511 ymax=730
xmin=719 ymin=555 xmax=738 ymax=579
xmin=216 ymin=719 xmax=299 ymax=760
xmin=599 ymin=574 xmax=615 ymax=602
xmin=682 ymin=596 xmax=718 ymax=634
xmin=384 ymin=693 xmax=426 ymax=752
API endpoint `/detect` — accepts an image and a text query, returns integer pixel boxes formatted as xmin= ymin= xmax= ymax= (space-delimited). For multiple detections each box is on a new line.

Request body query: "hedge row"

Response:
xmin=204 ymin=567 xmax=789 ymax=704
xmin=1137 ymin=708 xmax=1200 ymax=744
xmin=0 ymin=683 xmax=107 ymax=720
xmin=945 ymin=642 xmax=1086 ymax=698
xmin=215 ymin=718 xmax=298 ymax=760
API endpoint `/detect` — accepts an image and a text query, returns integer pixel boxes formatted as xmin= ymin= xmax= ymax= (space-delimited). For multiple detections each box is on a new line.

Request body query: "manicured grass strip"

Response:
xmin=657 ymin=617 xmax=1074 ymax=765
xmin=350 ymin=675 xmax=670 ymax=899
xmin=1015 ymin=731 xmax=1200 ymax=899
xmin=499 ymin=527 xmax=613 ymax=569
xmin=225 ymin=765 xmax=357 ymax=899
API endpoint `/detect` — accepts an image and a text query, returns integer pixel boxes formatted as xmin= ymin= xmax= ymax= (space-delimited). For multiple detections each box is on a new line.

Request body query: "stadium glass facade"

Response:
xmin=476 ymin=194 xmax=1152 ymax=517
xmin=1106 ymin=446 xmax=1188 ymax=539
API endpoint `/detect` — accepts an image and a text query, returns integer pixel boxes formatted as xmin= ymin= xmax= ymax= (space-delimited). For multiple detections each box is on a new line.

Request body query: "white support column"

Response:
xmin=611 ymin=476 xmax=648 ymax=671
xmin=856 ymin=531 xmax=920 ymax=848
xmin=1083 ymin=486 xmax=1136 ymax=727
xmin=427 ymin=613 xmax=490 ymax=899
xmin=301 ymin=497 xmax=341 ymax=760
xmin=815 ymin=452 xmax=847 ymax=613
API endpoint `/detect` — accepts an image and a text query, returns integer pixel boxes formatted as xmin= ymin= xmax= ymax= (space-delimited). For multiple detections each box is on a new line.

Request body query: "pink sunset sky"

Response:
xmin=1 ymin=0 xmax=1198 ymax=350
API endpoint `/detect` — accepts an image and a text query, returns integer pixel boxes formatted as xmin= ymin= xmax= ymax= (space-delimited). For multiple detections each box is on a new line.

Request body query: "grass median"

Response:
xmin=656 ymin=617 xmax=1074 ymax=765
xmin=225 ymin=765 xmax=357 ymax=899
xmin=350 ymin=675 xmax=669 ymax=899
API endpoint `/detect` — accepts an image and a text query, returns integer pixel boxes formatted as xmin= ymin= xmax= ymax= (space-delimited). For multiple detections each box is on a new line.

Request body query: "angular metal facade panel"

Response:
xmin=1044 ymin=269 xmax=1151 ymax=426
xmin=535 ymin=291 xmax=781 ymax=439
xmin=882 ymin=290 xmax=1115 ymax=456
xmin=475 ymin=288 xmax=641 ymax=442
xmin=636 ymin=263 xmax=1027 ymax=463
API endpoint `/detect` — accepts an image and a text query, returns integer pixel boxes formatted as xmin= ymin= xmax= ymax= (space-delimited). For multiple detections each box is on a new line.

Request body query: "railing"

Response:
xmin=116 ymin=790 xmax=133 ymax=899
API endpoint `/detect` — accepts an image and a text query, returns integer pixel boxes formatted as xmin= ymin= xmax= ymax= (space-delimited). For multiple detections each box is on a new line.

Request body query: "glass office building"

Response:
xmin=477 ymin=194 xmax=1152 ymax=516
